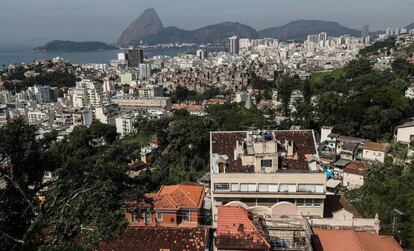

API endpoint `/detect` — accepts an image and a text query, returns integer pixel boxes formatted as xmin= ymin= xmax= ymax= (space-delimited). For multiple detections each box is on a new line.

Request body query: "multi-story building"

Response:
xmin=28 ymin=85 xmax=51 ymax=103
xmin=128 ymin=48 xmax=144 ymax=68
xmin=112 ymin=96 xmax=172 ymax=112
xmin=229 ymin=36 xmax=240 ymax=55
xmin=95 ymin=103 xmax=119 ymax=125
xmin=137 ymin=84 xmax=163 ymax=98
xmin=210 ymin=130 xmax=326 ymax=227
xmin=139 ymin=63 xmax=152 ymax=79
xmin=72 ymin=79 xmax=103 ymax=108
xmin=196 ymin=49 xmax=208 ymax=59
xmin=115 ymin=113 xmax=136 ymax=136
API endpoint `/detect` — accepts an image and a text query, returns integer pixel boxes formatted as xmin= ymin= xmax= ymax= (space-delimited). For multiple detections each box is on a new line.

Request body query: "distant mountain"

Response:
xmin=117 ymin=8 xmax=164 ymax=47
xmin=118 ymin=9 xmax=364 ymax=45
xmin=406 ymin=22 xmax=414 ymax=30
xmin=259 ymin=20 xmax=361 ymax=41
xmin=141 ymin=22 xmax=259 ymax=44
xmin=33 ymin=40 xmax=117 ymax=52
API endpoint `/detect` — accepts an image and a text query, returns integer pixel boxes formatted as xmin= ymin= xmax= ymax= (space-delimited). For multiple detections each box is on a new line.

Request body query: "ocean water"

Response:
xmin=0 ymin=45 xmax=224 ymax=66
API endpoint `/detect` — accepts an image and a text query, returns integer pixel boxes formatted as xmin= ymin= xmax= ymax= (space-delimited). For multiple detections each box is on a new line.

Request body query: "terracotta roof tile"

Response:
xmin=344 ymin=161 xmax=369 ymax=176
xmin=216 ymin=206 xmax=271 ymax=250
xmin=361 ymin=142 xmax=390 ymax=152
xmin=146 ymin=183 xmax=205 ymax=210
xmin=99 ymin=227 xmax=210 ymax=251
xmin=313 ymin=228 xmax=402 ymax=251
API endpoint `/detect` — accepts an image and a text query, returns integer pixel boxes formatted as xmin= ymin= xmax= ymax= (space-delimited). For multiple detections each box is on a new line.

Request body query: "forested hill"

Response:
xmin=33 ymin=40 xmax=117 ymax=52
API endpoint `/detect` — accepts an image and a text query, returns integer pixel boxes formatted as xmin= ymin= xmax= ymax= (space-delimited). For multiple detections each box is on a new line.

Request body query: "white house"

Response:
xmin=361 ymin=142 xmax=390 ymax=163
xmin=395 ymin=120 xmax=414 ymax=144
xmin=343 ymin=161 xmax=369 ymax=189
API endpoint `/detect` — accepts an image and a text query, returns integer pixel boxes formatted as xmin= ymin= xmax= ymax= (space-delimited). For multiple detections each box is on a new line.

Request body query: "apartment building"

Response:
xmin=210 ymin=130 xmax=326 ymax=227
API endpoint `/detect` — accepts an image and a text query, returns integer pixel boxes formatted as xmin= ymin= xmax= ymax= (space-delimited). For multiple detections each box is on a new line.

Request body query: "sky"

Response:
xmin=1 ymin=0 xmax=414 ymax=46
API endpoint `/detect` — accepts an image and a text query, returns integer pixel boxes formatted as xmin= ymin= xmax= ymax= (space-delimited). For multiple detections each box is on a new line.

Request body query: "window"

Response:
xmin=315 ymin=185 xmax=324 ymax=193
xmin=261 ymin=159 xmax=272 ymax=167
xmin=269 ymin=184 xmax=278 ymax=192
xmin=305 ymin=199 xmax=313 ymax=207
xmin=214 ymin=183 xmax=229 ymax=191
xmin=298 ymin=184 xmax=316 ymax=192
xmin=181 ymin=211 xmax=190 ymax=221
xmin=132 ymin=212 xmax=140 ymax=222
xmin=313 ymin=199 xmax=322 ymax=207
xmin=258 ymin=184 xmax=278 ymax=192
xmin=240 ymin=183 xmax=257 ymax=192
xmin=144 ymin=211 xmax=152 ymax=224
xmin=279 ymin=184 xmax=297 ymax=192
xmin=231 ymin=183 xmax=239 ymax=191
xmin=258 ymin=184 xmax=268 ymax=192
xmin=296 ymin=199 xmax=305 ymax=206
xmin=156 ymin=212 xmax=163 ymax=221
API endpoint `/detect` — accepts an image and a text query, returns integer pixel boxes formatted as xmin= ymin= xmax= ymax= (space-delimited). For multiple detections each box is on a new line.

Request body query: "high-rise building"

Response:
xmin=72 ymin=79 xmax=103 ymax=108
xmin=318 ymin=32 xmax=327 ymax=42
xmin=29 ymin=85 xmax=51 ymax=103
xmin=362 ymin=25 xmax=369 ymax=38
xmin=139 ymin=63 xmax=152 ymax=79
xmin=196 ymin=49 xmax=208 ymax=59
xmin=229 ymin=36 xmax=240 ymax=55
xmin=128 ymin=48 xmax=144 ymax=68
xmin=361 ymin=25 xmax=370 ymax=44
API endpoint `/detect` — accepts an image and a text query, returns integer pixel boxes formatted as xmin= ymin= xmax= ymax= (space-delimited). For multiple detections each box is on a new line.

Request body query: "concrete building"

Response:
xmin=361 ymin=142 xmax=390 ymax=163
xmin=115 ymin=113 xmax=136 ymax=136
xmin=210 ymin=130 xmax=325 ymax=227
xmin=229 ymin=36 xmax=240 ymax=55
xmin=95 ymin=103 xmax=119 ymax=125
xmin=128 ymin=48 xmax=144 ymax=68
xmin=112 ymin=96 xmax=172 ymax=112
xmin=72 ymin=79 xmax=103 ymax=108
xmin=196 ymin=49 xmax=208 ymax=60
xmin=139 ymin=63 xmax=152 ymax=79
xmin=395 ymin=120 xmax=414 ymax=144
xmin=343 ymin=161 xmax=369 ymax=189
xmin=29 ymin=85 xmax=51 ymax=103
xmin=137 ymin=84 xmax=163 ymax=98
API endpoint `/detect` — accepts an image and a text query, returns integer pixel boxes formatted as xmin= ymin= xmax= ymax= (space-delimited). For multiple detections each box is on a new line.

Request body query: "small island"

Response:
xmin=33 ymin=40 xmax=118 ymax=52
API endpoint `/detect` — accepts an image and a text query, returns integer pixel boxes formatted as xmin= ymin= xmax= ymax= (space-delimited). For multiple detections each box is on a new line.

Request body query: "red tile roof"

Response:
xmin=146 ymin=183 xmax=205 ymax=210
xmin=99 ymin=226 xmax=210 ymax=251
xmin=361 ymin=142 xmax=390 ymax=152
xmin=216 ymin=206 xmax=271 ymax=250
xmin=344 ymin=161 xmax=369 ymax=176
xmin=313 ymin=228 xmax=403 ymax=251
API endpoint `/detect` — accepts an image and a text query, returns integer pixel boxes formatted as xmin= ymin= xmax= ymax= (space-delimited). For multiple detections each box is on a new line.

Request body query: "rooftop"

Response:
xmin=323 ymin=195 xmax=362 ymax=218
xmin=211 ymin=130 xmax=317 ymax=173
xmin=216 ymin=206 xmax=271 ymax=250
xmin=344 ymin=161 xmax=369 ymax=176
xmin=361 ymin=142 xmax=390 ymax=152
xmin=312 ymin=228 xmax=403 ymax=251
xmin=99 ymin=226 xmax=210 ymax=251
xmin=145 ymin=183 xmax=205 ymax=210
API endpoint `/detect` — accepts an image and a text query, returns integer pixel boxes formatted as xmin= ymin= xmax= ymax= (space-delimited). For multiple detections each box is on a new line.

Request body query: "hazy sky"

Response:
xmin=1 ymin=0 xmax=414 ymax=46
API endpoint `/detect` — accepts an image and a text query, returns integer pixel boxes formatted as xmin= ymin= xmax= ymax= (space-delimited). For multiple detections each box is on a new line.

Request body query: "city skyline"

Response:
xmin=1 ymin=0 xmax=414 ymax=45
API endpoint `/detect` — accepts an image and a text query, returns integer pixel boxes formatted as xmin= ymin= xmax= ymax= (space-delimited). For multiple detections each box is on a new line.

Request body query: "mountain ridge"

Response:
xmin=118 ymin=8 xmax=414 ymax=46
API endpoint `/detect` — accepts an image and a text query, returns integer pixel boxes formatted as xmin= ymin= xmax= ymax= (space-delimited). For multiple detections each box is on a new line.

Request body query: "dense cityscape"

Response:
xmin=1 ymin=4 xmax=414 ymax=251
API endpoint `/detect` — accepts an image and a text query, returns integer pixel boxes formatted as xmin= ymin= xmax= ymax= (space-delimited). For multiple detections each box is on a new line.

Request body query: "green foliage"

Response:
xmin=346 ymin=163 xmax=414 ymax=247
xmin=359 ymin=37 xmax=396 ymax=56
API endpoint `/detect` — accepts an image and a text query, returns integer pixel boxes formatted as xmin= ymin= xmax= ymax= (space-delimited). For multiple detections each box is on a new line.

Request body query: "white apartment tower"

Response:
xmin=229 ymin=36 xmax=240 ymax=55
xmin=73 ymin=79 xmax=103 ymax=108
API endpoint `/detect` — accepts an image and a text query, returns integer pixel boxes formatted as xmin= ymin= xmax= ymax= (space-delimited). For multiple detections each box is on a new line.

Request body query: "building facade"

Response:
xmin=210 ymin=130 xmax=326 ymax=227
